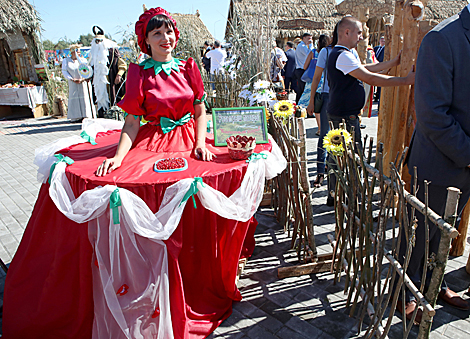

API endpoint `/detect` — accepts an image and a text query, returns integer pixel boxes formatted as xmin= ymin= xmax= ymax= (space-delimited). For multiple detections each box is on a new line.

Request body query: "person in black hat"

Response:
xmin=89 ymin=26 xmax=127 ymax=117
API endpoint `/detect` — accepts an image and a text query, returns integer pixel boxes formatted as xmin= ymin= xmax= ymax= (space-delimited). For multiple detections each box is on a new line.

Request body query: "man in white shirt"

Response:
xmin=294 ymin=33 xmax=313 ymax=103
xmin=270 ymin=44 xmax=287 ymax=83
xmin=325 ymin=16 xmax=414 ymax=206
xmin=274 ymin=46 xmax=288 ymax=64
xmin=327 ymin=16 xmax=414 ymax=128
xmin=206 ymin=40 xmax=226 ymax=75
xmin=205 ymin=40 xmax=226 ymax=90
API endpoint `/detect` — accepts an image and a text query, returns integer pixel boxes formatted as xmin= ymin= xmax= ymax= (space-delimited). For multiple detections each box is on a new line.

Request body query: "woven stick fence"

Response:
xmin=329 ymin=130 xmax=460 ymax=338
xmin=268 ymin=115 xmax=317 ymax=262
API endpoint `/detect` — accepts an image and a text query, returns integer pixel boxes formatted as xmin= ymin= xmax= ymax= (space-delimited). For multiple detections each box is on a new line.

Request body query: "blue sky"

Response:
xmin=31 ymin=0 xmax=231 ymax=43
xmin=31 ymin=0 xmax=344 ymax=44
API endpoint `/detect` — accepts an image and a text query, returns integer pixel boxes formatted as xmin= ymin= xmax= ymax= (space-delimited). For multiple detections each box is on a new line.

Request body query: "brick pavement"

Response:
xmin=0 ymin=114 xmax=469 ymax=338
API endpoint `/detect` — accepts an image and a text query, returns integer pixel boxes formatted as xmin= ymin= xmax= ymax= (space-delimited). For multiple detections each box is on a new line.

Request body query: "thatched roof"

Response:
xmin=336 ymin=0 xmax=394 ymax=18
xmin=0 ymin=0 xmax=41 ymax=35
xmin=226 ymin=0 xmax=342 ymax=40
xmin=336 ymin=0 xmax=468 ymax=21
xmin=424 ymin=0 xmax=469 ymax=21
xmin=171 ymin=11 xmax=213 ymax=47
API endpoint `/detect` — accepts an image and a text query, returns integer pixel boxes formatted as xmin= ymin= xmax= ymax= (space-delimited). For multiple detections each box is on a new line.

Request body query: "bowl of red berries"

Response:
xmin=154 ymin=157 xmax=188 ymax=173
xmin=226 ymin=135 xmax=256 ymax=160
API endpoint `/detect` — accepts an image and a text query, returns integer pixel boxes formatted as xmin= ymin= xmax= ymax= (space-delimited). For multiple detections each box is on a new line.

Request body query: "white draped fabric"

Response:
xmin=35 ymin=118 xmax=124 ymax=183
xmin=41 ymin=119 xmax=287 ymax=338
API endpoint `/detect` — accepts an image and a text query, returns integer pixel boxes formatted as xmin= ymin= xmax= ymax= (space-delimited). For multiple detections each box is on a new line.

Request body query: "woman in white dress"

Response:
xmin=61 ymin=44 xmax=96 ymax=122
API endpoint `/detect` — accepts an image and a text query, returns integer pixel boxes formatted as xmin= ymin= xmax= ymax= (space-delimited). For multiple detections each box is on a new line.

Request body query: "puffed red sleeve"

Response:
xmin=117 ymin=63 xmax=146 ymax=116
xmin=183 ymin=57 xmax=207 ymax=105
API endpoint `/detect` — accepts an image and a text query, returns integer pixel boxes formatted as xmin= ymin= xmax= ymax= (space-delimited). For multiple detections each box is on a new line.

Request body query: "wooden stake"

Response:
xmin=0 ymin=40 xmax=11 ymax=79
xmin=357 ymin=7 xmax=370 ymax=64
xmin=387 ymin=2 xmax=422 ymax=178
xmin=376 ymin=22 xmax=393 ymax=145
xmin=377 ymin=0 xmax=404 ymax=170
xmin=418 ymin=187 xmax=460 ymax=339
xmin=451 ymin=197 xmax=470 ymax=256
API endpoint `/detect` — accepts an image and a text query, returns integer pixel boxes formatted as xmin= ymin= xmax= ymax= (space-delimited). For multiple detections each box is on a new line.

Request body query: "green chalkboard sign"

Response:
xmin=212 ymin=106 xmax=269 ymax=146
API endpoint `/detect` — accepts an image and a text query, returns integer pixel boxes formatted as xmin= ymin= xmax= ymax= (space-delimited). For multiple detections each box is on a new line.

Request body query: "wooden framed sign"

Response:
xmin=212 ymin=106 xmax=269 ymax=146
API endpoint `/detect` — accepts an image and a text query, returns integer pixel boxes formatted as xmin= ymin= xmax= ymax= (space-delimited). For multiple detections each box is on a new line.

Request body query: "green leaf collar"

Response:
xmin=139 ymin=57 xmax=182 ymax=76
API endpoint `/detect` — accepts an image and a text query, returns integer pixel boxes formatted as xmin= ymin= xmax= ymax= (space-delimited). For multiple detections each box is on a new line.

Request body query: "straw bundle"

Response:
xmin=0 ymin=0 xmax=41 ymax=34
xmin=226 ymin=0 xmax=340 ymax=40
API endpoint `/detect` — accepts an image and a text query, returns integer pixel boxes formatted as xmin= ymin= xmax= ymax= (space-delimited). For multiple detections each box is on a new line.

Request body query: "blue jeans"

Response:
xmin=317 ymin=93 xmax=330 ymax=175
xmin=210 ymin=73 xmax=215 ymax=91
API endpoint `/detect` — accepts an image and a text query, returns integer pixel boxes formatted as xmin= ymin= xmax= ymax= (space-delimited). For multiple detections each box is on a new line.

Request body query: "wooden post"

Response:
xmin=384 ymin=1 xmax=423 ymax=177
xmin=0 ymin=40 xmax=11 ymax=79
xmin=297 ymin=117 xmax=317 ymax=258
xmin=451 ymin=197 xmax=470 ymax=256
xmin=377 ymin=0 xmax=404 ymax=171
xmin=357 ymin=7 xmax=370 ymax=64
xmin=376 ymin=22 xmax=393 ymax=144
xmin=418 ymin=187 xmax=460 ymax=339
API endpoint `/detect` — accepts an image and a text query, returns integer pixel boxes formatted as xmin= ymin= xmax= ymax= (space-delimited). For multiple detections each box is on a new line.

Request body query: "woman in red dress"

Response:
xmin=96 ymin=7 xmax=214 ymax=177
xmin=3 ymin=7 xmax=264 ymax=339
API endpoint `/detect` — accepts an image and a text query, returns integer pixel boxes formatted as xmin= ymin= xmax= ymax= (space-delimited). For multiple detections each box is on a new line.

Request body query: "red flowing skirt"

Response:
xmin=3 ymin=123 xmax=270 ymax=338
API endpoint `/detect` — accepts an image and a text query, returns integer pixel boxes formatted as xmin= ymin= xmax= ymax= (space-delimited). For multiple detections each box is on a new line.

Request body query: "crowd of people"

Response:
xmin=260 ymin=23 xmax=400 ymax=202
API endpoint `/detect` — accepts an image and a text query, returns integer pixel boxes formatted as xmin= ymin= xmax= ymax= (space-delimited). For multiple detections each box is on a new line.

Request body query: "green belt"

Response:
xmin=160 ymin=113 xmax=192 ymax=134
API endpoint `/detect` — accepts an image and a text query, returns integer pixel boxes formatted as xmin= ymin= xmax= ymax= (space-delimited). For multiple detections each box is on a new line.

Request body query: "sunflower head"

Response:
xmin=323 ymin=128 xmax=352 ymax=156
xmin=273 ymin=100 xmax=295 ymax=119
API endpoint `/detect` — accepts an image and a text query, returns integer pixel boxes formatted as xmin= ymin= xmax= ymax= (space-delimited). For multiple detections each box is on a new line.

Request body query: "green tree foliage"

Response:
xmin=42 ymin=39 xmax=55 ymax=50
xmin=42 ymin=37 xmax=72 ymax=51
xmin=78 ymin=33 xmax=94 ymax=46
xmin=55 ymin=39 xmax=72 ymax=50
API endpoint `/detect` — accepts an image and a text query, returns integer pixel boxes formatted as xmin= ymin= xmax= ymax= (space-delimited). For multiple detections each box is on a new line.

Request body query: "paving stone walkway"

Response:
xmin=0 ymin=114 xmax=469 ymax=338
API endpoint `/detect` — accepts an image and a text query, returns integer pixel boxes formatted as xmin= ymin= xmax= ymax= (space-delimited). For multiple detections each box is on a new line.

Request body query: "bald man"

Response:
xmin=325 ymin=16 xmax=414 ymax=205
xmin=327 ymin=16 xmax=414 ymax=133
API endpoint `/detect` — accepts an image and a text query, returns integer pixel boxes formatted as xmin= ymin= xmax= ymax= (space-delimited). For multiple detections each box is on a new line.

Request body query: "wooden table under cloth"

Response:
xmin=2 ymin=127 xmax=274 ymax=339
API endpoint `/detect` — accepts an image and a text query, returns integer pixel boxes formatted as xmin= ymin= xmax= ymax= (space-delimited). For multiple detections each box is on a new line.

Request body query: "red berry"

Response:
xmin=156 ymin=158 xmax=185 ymax=170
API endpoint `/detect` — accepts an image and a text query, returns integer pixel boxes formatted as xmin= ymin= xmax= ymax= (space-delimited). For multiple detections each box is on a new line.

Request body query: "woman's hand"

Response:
xmin=193 ymin=102 xmax=214 ymax=161
xmin=306 ymin=101 xmax=315 ymax=117
xmin=96 ymin=157 xmax=123 ymax=176
xmin=194 ymin=144 xmax=215 ymax=161
xmin=73 ymin=78 xmax=83 ymax=84
xmin=95 ymin=115 xmax=141 ymax=176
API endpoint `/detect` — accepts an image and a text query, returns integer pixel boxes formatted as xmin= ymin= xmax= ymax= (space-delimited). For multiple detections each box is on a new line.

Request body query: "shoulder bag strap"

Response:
xmin=321 ymin=48 xmax=329 ymax=93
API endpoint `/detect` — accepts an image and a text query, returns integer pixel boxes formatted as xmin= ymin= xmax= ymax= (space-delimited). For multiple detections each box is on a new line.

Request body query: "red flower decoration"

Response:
xmin=116 ymin=284 xmax=129 ymax=296
xmin=151 ymin=307 xmax=160 ymax=318
xmin=135 ymin=7 xmax=180 ymax=55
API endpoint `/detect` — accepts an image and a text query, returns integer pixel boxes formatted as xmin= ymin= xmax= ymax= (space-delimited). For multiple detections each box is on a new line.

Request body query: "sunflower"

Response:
xmin=323 ymin=128 xmax=352 ymax=156
xmin=273 ymin=100 xmax=295 ymax=119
